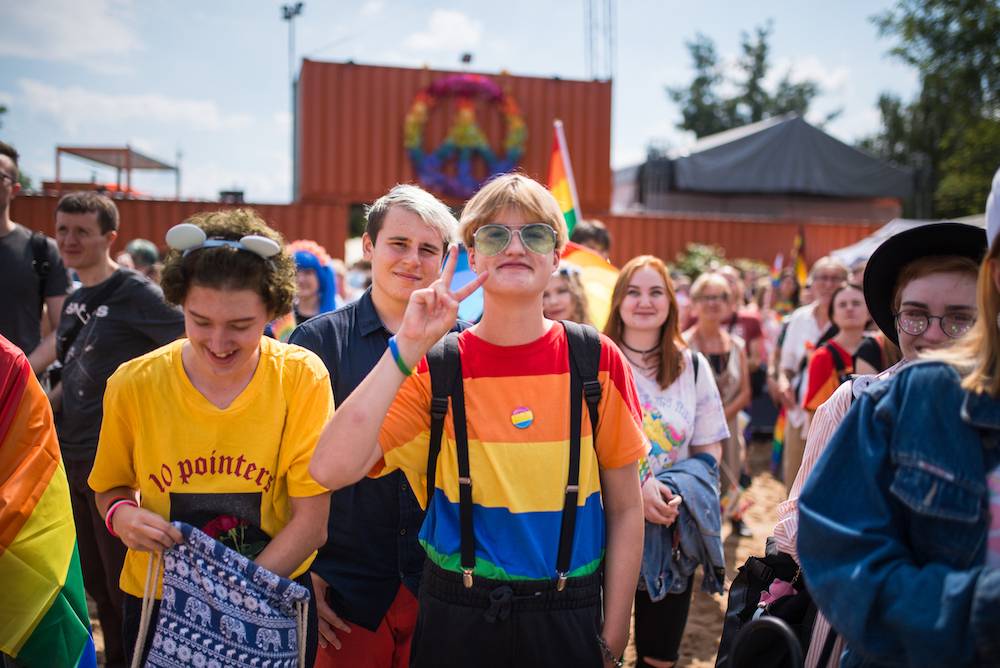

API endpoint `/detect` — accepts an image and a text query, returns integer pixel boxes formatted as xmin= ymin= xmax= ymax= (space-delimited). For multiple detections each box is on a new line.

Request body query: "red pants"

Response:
xmin=314 ymin=584 xmax=419 ymax=668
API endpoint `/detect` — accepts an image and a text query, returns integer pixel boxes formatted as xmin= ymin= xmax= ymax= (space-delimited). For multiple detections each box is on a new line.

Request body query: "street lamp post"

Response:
xmin=282 ymin=2 xmax=303 ymax=201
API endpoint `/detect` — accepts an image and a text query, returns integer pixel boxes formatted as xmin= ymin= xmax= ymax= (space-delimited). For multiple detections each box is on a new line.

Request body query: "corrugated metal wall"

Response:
xmin=601 ymin=213 xmax=879 ymax=267
xmin=12 ymin=196 xmax=875 ymax=266
xmin=296 ymin=60 xmax=613 ymax=212
xmin=11 ymin=195 xmax=348 ymax=260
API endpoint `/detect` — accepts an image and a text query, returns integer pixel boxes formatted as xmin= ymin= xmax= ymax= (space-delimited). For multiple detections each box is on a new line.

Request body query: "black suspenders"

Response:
xmin=426 ymin=322 xmax=602 ymax=590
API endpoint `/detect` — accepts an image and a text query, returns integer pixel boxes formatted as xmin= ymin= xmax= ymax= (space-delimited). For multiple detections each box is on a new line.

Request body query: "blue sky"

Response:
xmin=0 ymin=0 xmax=918 ymax=203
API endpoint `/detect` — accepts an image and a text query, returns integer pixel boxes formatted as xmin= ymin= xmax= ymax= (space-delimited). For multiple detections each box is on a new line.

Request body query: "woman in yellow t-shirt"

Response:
xmin=89 ymin=209 xmax=334 ymax=665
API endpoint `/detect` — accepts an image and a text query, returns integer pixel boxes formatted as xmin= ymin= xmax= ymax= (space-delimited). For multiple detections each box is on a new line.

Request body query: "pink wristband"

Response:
xmin=104 ymin=499 xmax=138 ymax=537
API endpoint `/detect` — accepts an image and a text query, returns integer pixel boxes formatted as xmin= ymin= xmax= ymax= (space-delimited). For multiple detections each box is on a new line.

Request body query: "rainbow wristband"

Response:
xmin=388 ymin=336 xmax=413 ymax=377
xmin=104 ymin=498 xmax=138 ymax=537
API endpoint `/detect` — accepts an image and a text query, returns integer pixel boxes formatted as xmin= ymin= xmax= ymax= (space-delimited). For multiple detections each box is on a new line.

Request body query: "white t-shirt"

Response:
xmin=629 ymin=350 xmax=730 ymax=472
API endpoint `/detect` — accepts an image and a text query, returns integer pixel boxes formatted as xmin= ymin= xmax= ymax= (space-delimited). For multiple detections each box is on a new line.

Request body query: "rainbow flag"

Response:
xmin=561 ymin=242 xmax=619 ymax=330
xmin=791 ymin=226 xmax=808 ymax=287
xmin=0 ymin=336 xmax=96 ymax=668
xmin=547 ymin=119 xmax=582 ymax=235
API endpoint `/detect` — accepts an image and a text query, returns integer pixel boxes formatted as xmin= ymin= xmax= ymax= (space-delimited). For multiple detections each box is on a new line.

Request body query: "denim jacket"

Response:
xmin=641 ymin=453 xmax=725 ymax=600
xmin=798 ymin=361 xmax=1000 ymax=668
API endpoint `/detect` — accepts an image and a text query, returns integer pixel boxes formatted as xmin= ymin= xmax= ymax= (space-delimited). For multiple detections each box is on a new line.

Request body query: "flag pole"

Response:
xmin=553 ymin=119 xmax=582 ymax=222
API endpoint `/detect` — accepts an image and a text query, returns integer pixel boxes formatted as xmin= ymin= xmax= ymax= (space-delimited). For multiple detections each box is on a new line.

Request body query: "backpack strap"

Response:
xmin=425 ymin=333 xmax=460 ymax=518
xmin=691 ymin=350 xmax=700 ymax=384
xmin=556 ymin=321 xmax=602 ymax=590
xmin=30 ymin=232 xmax=52 ymax=315
xmin=425 ymin=333 xmax=475 ymax=587
xmin=824 ymin=342 xmax=851 ymax=386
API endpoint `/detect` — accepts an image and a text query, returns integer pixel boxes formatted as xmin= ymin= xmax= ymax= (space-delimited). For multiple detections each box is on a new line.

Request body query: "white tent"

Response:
xmin=831 ymin=216 xmax=986 ymax=268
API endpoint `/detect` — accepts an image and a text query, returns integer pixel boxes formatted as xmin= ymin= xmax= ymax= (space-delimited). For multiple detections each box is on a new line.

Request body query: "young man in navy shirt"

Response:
xmin=290 ymin=184 xmax=458 ymax=668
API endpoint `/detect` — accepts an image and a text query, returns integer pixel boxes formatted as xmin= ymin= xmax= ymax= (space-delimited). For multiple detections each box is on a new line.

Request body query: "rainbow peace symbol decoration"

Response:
xmin=404 ymin=73 xmax=527 ymax=199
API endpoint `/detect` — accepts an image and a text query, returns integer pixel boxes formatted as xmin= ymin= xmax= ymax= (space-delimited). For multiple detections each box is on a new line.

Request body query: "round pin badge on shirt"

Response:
xmin=511 ymin=406 xmax=534 ymax=429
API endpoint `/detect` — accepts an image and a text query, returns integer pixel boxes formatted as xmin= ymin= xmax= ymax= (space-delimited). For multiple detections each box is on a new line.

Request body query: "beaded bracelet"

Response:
xmin=387 ymin=335 xmax=413 ymax=377
xmin=596 ymin=634 xmax=624 ymax=668
xmin=104 ymin=498 xmax=138 ymax=537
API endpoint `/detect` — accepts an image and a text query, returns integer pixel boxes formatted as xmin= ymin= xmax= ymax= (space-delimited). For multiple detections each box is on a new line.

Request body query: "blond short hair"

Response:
xmin=365 ymin=184 xmax=457 ymax=246
xmin=459 ymin=173 xmax=568 ymax=251
xmin=690 ymin=272 xmax=732 ymax=300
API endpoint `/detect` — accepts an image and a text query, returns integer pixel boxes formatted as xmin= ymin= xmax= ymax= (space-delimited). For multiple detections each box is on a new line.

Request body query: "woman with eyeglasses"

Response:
xmin=88 ymin=210 xmax=334 ymax=665
xmin=790 ymin=218 xmax=990 ymax=667
xmin=683 ymin=272 xmax=752 ymax=538
xmin=605 ymin=256 xmax=728 ymax=668
xmin=543 ymin=263 xmax=592 ymax=324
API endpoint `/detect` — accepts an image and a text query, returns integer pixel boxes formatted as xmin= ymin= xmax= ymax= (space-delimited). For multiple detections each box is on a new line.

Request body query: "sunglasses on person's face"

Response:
xmin=473 ymin=223 xmax=557 ymax=257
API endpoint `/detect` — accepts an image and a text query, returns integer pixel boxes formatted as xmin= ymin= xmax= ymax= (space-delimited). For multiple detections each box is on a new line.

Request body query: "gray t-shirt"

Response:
xmin=0 ymin=223 xmax=71 ymax=354
xmin=55 ymin=268 xmax=184 ymax=460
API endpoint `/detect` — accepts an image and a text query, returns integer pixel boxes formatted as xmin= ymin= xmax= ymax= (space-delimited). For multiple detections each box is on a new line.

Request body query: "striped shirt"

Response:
xmin=774 ymin=361 xmax=905 ymax=668
xmin=375 ymin=324 xmax=647 ymax=581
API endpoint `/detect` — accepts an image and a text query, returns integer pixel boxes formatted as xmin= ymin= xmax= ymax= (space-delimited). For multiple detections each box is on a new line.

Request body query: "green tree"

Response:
xmin=667 ymin=22 xmax=838 ymax=138
xmin=861 ymin=0 xmax=1000 ymax=216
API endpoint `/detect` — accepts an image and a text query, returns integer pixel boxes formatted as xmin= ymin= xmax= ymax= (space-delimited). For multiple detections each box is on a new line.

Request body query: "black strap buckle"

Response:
xmin=430 ymin=396 xmax=449 ymax=420
xmin=582 ymin=379 xmax=602 ymax=405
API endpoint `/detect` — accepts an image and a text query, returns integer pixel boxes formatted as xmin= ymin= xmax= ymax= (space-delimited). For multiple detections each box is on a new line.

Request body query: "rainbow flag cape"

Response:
xmin=561 ymin=242 xmax=619 ymax=330
xmin=0 ymin=336 xmax=96 ymax=668
xmin=547 ymin=119 xmax=582 ymax=235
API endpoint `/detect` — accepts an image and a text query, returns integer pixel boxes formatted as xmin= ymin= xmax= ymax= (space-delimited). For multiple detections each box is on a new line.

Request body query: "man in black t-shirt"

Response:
xmin=52 ymin=191 xmax=184 ymax=668
xmin=0 ymin=141 xmax=70 ymax=371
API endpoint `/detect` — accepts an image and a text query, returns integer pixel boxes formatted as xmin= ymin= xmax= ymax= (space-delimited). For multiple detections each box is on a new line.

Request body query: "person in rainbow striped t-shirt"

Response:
xmin=310 ymin=174 xmax=647 ymax=668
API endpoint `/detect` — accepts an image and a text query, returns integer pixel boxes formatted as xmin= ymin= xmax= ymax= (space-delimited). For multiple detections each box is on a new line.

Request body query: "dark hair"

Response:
xmin=0 ymin=141 xmax=19 ymax=180
xmin=160 ymin=209 xmax=295 ymax=316
xmin=55 ymin=191 xmax=119 ymax=233
xmin=570 ymin=219 xmax=611 ymax=252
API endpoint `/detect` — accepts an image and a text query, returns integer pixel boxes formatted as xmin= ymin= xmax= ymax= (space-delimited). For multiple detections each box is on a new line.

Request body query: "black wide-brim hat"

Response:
xmin=863 ymin=222 xmax=987 ymax=346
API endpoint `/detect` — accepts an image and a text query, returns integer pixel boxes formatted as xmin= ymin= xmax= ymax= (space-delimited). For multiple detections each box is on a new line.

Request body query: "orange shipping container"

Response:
xmin=295 ymin=60 xmax=613 ymax=213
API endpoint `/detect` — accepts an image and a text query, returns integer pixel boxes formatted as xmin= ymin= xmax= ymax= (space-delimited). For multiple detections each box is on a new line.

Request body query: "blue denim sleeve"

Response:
xmin=798 ymin=375 xmax=999 ymax=666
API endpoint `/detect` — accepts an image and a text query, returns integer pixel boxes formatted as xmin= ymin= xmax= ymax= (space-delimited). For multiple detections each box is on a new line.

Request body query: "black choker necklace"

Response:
xmin=620 ymin=340 xmax=660 ymax=355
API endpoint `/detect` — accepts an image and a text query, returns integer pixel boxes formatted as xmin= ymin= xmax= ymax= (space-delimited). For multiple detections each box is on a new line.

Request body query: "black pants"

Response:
xmin=634 ymin=577 xmax=695 ymax=665
xmin=65 ymin=457 xmax=128 ymax=668
xmin=410 ymin=563 xmax=604 ymax=668
xmin=122 ymin=571 xmax=319 ymax=667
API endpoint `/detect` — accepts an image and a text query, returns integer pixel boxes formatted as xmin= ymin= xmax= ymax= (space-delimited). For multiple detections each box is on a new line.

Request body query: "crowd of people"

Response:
xmin=3 ymin=130 xmax=1000 ymax=668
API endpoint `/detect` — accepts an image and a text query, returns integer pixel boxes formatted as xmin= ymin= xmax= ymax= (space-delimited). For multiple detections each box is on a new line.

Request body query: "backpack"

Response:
xmin=424 ymin=320 xmax=602 ymax=588
xmin=824 ymin=342 xmax=852 ymax=387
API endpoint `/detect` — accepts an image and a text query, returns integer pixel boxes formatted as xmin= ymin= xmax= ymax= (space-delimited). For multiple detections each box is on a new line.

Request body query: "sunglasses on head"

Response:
xmin=473 ymin=223 xmax=557 ymax=257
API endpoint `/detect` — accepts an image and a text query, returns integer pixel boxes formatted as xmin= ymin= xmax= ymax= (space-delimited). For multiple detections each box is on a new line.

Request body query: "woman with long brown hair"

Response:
xmin=605 ymin=256 xmax=727 ymax=668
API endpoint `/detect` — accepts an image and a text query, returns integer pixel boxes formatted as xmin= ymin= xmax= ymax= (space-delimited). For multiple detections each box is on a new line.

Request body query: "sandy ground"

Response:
xmin=88 ymin=439 xmax=785 ymax=668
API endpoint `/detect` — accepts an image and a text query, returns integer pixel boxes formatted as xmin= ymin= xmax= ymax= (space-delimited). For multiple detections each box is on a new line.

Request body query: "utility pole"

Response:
xmin=282 ymin=2 xmax=304 ymax=201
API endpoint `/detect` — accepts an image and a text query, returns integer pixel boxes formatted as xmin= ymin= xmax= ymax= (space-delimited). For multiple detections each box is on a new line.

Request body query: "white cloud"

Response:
xmin=359 ymin=0 xmax=384 ymax=17
xmin=0 ymin=0 xmax=140 ymax=71
xmin=15 ymin=79 xmax=255 ymax=134
xmin=768 ymin=56 xmax=849 ymax=95
xmin=404 ymin=10 xmax=482 ymax=51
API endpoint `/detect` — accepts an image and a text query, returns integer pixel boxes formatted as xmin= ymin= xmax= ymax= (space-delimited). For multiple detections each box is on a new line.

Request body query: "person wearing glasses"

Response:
xmin=780 ymin=221 xmax=985 ymax=667
xmin=309 ymin=173 xmax=646 ymax=668
xmin=683 ymin=272 xmax=751 ymax=538
xmin=773 ymin=256 xmax=848 ymax=489
xmin=0 ymin=140 xmax=71 ymax=375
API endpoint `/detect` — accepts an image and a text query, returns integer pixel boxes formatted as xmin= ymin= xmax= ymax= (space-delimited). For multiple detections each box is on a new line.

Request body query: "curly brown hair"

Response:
xmin=160 ymin=209 xmax=295 ymax=316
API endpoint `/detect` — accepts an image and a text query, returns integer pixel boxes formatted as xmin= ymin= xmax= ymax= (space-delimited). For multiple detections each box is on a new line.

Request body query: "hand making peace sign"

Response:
xmin=394 ymin=245 xmax=488 ymax=366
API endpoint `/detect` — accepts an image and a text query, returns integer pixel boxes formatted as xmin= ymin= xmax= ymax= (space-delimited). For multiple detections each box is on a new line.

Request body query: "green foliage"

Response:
xmin=861 ymin=0 xmax=1000 ymax=216
xmin=934 ymin=117 xmax=1000 ymax=218
xmin=667 ymin=22 xmax=839 ymax=138
xmin=674 ymin=243 xmax=726 ymax=279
